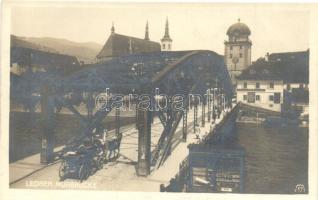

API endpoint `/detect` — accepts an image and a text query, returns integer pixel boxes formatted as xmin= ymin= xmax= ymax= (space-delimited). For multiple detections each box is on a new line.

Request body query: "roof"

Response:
xmin=268 ymin=50 xmax=309 ymax=63
xmin=11 ymin=47 xmax=80 ymax=68
xmin=227 ymin=20 xmax=251 ymax=36
xmin=96 ymin=33 xmax=161 ymax=59
xmin=237 ymin=50 xmax=309 ymax=83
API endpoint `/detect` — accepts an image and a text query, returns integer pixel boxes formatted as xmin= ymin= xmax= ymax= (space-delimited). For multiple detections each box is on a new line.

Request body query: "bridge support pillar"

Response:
xmin=137 ymin=109 xmax=152 ymax=176
xmin=193 ymin=104 xmax=198 ymax=133
xmin=201 ymin=101 xmax=205 ymax=127
xmin=135 ymin=103 xmax=139 ymax=129
xmin=208 ymin=90 xmax=211 ymax=122
xmin=40 ymin=84 xmax=55 ymax=164
xmin=182 ymin=109 xmax=187 ymax=141
xmin=86 ymin=92 xmax=94 ymax=123
xmin=116 ymin=106 xmax=120 ymax=136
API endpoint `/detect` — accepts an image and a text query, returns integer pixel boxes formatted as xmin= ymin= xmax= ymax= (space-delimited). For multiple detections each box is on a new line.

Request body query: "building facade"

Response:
xmin=224 ymin=19 xmax=252 ymax=86
xmin=236 ymin=80 xmax=284 ymax=112
xmin=236 ymin=50 xmax=309 ymax=113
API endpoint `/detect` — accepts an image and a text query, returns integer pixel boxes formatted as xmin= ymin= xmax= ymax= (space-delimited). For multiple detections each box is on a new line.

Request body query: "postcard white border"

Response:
xmin=1 ymin=1 xmax=317 ymax=200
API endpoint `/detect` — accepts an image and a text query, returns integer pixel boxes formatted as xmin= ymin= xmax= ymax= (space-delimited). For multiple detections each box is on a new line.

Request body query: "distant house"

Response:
xmin=236 ymin=75 xmax=284 ymax=112
xmin=236 ymin=50 xmax=309 ymax=113
xmin=10 ymin=47 xmax=80 ymax=75
xmin=96 ymin=23 xmax=161 ymax=62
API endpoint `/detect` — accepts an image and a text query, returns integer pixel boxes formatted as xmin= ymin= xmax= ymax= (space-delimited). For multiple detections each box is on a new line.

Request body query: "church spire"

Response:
xmin=162 ymin=17 xmax=171 ymax=41
xmin=144 ymin=21 xmax=149 ymax=41
xmin=111 ymin=22 xmax=115 ymax=34
xmin=161 ymin=17 xmax=172 ymax=51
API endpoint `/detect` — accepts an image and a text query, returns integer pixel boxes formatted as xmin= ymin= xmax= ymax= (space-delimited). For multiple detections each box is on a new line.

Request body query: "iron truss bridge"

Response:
xmin=10 ymin=50 xmax=233 ymax=176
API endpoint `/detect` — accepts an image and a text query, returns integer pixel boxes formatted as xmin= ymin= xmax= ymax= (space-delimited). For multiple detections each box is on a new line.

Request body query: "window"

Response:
xmin=243 ymin=95 xmax=247 ymax=101
xmin=244 ymin=82 xmax=247 ymax=89
xmin=247 ymin=92 xmax=256 ymax=103
xmin=168 ymin=44 xmax=171 ymax=50
xmin=287 ymin=84 xmax=291 ymax=90
xmin=239 ymin=53 xmax=242 ymax=58
xmin=274 ymin=93 xmax=281 ymax=104
xmin=162 ymin=44 xmax=165 ymax=49
xmin=269 ymin=82 xmax=274 ymax=89
xmin=240 ymin=45 xmax=242 ymax=49
xmin=230 ymin=46 xmax=233 ymax=50
xmin=230 ymin=54 xmax=233 ymax=58
xmin=256 ymin=82 xmax=260 ymax=89
xmin=256 ymin=95 xmax=260 ymax=101
xmin=269 ymin=95 xmax=274 ymax=101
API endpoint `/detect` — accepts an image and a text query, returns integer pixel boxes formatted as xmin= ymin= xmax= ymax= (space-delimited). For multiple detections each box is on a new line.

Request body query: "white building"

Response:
xmin=236 ymin=50 xmax=309 ymax=113
xmin=236 ymin=79 xmax=283 ymax=112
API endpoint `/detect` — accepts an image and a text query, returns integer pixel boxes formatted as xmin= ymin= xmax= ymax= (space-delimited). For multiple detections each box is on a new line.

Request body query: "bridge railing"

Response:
xmin=160 ymin=156 xmax=189 ymax=192
xmin=160 ymin=104 xmax=239 ymax=192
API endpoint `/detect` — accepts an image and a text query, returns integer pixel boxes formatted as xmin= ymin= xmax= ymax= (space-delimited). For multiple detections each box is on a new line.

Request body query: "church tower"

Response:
xmin=224 ymin=19 xmax=252 ymax=86
xmin=161 ymin=18 xmax=172 ymax=51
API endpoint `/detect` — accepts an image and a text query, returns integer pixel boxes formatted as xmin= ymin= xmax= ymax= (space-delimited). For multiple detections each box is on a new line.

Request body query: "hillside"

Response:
xmin=11 ymin=35 xmax=103 ymax=63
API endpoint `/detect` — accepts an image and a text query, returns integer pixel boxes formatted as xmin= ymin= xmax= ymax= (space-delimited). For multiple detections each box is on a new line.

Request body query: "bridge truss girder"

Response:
xmin=11 ymin=50 xmax=233 ymax=175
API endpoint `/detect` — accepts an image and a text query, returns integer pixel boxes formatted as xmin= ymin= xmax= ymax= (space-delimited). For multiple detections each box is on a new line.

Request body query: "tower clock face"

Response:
xmin=232 ymin=57 xmax=239 ymax=64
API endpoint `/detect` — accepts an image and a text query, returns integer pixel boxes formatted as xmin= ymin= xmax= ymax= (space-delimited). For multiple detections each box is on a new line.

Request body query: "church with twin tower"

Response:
xmin=96 ymin=18 xmax=172 ymax=62
xmin=224 ymin=19 xmax=252 ymax=86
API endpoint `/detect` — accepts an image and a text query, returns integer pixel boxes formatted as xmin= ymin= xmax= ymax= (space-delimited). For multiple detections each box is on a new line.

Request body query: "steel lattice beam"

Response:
xmin=12 ymin=50 xmax=234 ymax=170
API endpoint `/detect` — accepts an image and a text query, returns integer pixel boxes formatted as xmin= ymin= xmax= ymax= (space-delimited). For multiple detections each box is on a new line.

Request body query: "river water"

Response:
xmin=237 ymin=123 xmax=308 ymax=194
xmin=9 ymin=112 xmax=135 ymax=163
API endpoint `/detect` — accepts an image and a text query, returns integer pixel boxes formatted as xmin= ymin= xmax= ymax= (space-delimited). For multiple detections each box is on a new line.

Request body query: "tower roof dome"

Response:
xmin=226 ymin=19 xmax=251 ymax=36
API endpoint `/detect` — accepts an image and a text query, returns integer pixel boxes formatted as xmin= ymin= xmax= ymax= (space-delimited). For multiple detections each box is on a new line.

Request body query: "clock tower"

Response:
xmin=224 ymin=19 xmax=252 ymax=86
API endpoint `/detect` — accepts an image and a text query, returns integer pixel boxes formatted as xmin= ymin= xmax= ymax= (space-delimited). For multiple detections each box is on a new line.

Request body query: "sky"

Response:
xmin=11 ymin=3 xmax=310 ymax=61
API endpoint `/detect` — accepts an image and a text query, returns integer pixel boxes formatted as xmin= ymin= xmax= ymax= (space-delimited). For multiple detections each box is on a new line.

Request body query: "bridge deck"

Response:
xmin=10 ymin=106 xmax=233 ymax=190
